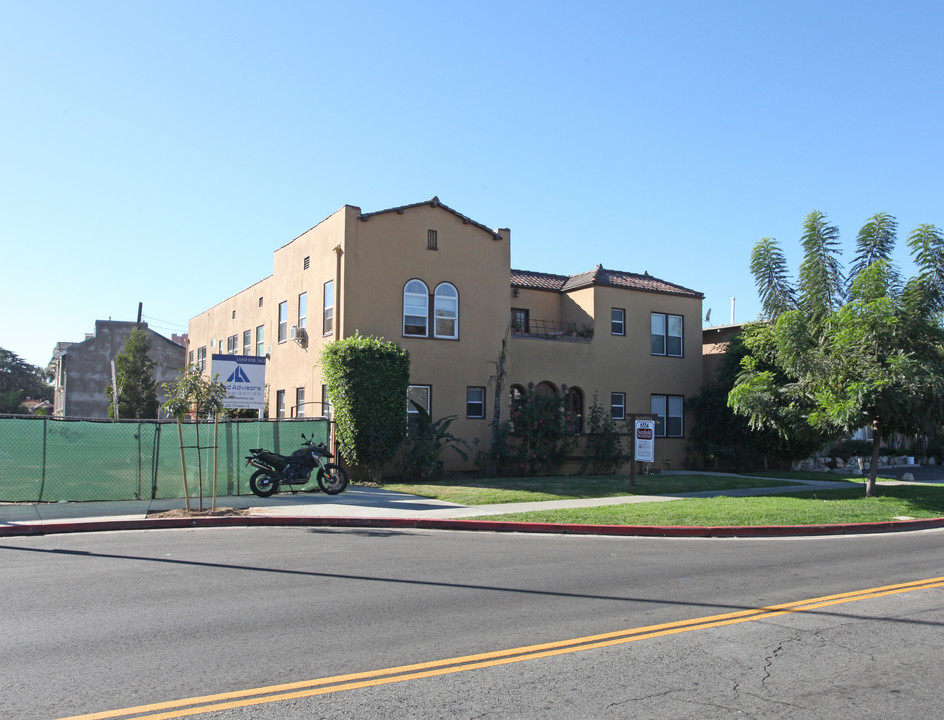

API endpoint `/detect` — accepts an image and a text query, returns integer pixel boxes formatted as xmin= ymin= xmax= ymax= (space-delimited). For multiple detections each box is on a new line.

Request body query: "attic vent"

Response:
xmin=427 ymin=229 xmax=438 ymax=250
xmin=303 ymin=256 xmax=310 ymax=270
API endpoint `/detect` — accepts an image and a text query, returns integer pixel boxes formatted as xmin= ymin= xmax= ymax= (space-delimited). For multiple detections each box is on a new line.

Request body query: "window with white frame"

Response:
xmin=196 ymin=346 xmax=206 ymax=372
xmin=323 ymin=281 xmax=334 ymax=335
xmin=651 ymin=394 xmax=683 ymax=437
xmin=226 ymin=334 xmax=238 ymax=354
xmin=610 ymin=392 xmax=625 ymax=420
xmin=278 ymin=301 xmax=288 ymax=343
xmin=243 ymin=329 xmax=251 ymax=356
xmin=276 ymin=390 xmax=286 ymax=419
xmin=433 ymin=283 xmax=458 ymax=339
xmin=295 ymin=387 xmax=305 ymax=417
xmin=298 ymin=292 xmax=307 ymax=329
xmin=651 ymin=313 xmax=683 ymax=357
xmin=255 ymin=325 xmax=265 ymax=356
xmin=403 ymin=279 xmax=429 ymax=337
xmin=321 ymin=384 xmax=331 ymax=419
xmin=467 ymin=386 xmax=485 ymax=419
xmin=611 ymin=308 xmax=625 ymax=336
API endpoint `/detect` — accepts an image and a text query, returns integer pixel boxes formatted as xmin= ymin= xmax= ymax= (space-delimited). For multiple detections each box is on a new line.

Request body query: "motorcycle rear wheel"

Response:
xmin=317 ymin=463 xmax=349 ymax=495
xmin=249 ymin=469 xmax=279 ymax=498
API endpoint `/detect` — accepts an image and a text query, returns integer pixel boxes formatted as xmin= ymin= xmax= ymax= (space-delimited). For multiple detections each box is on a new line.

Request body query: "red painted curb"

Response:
xmin=2 ymin=515 xmax=944 ymax=538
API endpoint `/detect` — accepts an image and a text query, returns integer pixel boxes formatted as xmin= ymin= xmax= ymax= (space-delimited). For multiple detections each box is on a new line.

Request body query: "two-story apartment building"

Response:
xmin=187 ymin=197 xmax=704 ymax=471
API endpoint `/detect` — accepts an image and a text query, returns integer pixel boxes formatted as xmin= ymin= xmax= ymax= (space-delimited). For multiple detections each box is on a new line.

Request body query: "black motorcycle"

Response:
xmin=245 ymin=434 xmax=349 ymax=497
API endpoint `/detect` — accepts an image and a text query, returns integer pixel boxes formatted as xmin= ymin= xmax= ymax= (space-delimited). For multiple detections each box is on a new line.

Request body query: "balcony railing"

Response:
xmin=511 ymin=319 xmax=594 ymax=342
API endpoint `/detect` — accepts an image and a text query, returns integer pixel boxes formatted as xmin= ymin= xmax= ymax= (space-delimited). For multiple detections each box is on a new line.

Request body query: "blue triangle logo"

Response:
xmin=226 ymin=366 xmax=251 ymax=383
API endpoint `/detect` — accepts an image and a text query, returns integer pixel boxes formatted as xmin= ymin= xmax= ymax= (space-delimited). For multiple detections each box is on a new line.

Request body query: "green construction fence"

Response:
xmin=0 ymin=415 xmax=332 ymax=502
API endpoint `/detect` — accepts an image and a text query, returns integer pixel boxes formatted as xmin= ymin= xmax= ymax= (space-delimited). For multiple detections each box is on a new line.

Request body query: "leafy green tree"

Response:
xmin=693 ymin=329 xmax=834 ymax=471
xmin=319 ymin=333 xmax=410 ymax=482
xmin=106 ymin=327 xmax=158 ymax=419
xmin=485 ymin=332 xmax=510 ymax=476
xmin=0 ymin=347 xmax=52 ymax=413
xmin=160 ymin=365 xmax=229 ymax=512
xmin=732 ymin=212 xmax=944 ymax=496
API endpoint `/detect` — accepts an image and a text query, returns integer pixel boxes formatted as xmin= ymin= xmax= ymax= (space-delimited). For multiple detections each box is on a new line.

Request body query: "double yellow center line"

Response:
xmin=59 ymin=575 xmax=944 ymax=720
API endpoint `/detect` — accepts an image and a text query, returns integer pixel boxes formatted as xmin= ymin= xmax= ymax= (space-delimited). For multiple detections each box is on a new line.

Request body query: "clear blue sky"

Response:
xmin=3 ymin=0 xmax=942 ymax=368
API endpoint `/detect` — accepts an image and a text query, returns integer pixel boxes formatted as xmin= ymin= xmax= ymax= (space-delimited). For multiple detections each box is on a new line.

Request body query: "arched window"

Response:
xmin=433 ymin=283 xmax=459 ymax=339
xmin=403 ymin=279 xmax=429 ymax=337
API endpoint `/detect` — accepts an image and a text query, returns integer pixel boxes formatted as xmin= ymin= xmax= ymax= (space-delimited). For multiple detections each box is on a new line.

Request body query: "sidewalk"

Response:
xmin=3 ymin=473 xmax=942 ymax=538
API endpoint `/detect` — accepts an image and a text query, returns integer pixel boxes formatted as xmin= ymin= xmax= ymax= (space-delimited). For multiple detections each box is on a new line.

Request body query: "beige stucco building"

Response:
xmin=187 ymin=197 xmax=704 ymax=471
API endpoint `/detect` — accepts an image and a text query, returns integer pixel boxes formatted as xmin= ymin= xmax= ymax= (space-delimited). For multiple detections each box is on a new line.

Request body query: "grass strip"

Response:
xmin=468 ymin=486 xmax=944 ymax=526
xmin=380 ymin=474 xmax=798 ymax=506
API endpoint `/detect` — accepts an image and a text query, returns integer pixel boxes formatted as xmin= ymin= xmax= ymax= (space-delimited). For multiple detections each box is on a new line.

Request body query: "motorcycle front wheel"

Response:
xmin=249 ymin=469 xmax=279 ymax=497
xmin=317 ymin=463 xmax=349 ymax=495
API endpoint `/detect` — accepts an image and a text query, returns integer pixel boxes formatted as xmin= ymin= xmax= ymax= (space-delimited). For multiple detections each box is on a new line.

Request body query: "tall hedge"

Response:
xmin=320 ymin=333 xmax=410 ymax=481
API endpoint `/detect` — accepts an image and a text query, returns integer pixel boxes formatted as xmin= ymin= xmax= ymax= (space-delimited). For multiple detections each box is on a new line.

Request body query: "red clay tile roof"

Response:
xmin=512 ymin=265 xmax=702 ymax=299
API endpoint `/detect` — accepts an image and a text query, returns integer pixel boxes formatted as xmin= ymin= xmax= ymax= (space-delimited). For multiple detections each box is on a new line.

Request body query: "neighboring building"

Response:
xmin=702 ymin=323 xmax=745 ymax=383
xmin=187 ymin=197 xmax=704 ymax=470
xmin=49 ymin=321 xmax=187 ymax=418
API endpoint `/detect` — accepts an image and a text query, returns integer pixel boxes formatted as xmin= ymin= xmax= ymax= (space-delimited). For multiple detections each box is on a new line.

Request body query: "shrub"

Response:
xmin=579 ymin=394 xmax=626 ymax=474
xmin=320 ymin=333 xmax=410 ymax=482
xmin=399 ymin=403 xmax=469 ymax=480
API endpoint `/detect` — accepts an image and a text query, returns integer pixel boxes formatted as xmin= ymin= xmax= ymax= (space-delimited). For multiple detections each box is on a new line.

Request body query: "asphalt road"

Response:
xmin=3 ymin=526 xmax=944 ymax=719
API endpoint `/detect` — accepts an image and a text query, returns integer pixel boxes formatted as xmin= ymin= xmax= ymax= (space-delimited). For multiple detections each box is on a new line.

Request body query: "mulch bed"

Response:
xmin=146 ymin=507 xmax=251 ymax=518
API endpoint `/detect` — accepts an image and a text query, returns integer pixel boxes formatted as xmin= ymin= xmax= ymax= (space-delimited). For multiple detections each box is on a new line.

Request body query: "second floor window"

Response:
xmin=611 ymin=308 xmax=625 ymax=336
xmin=433 ymin=283 xmax=458 ymax=339
xmin=242 ymin=330 xmax=251 ymax=356
xmin=196 ymin=346 xmax=206 ymax=372
xmin=298 ymin=292 xmax=307 ymax=329
xmin=255 ymin=325 xmax=265 ymax=356
xmin=323 ymin=281 xmax=334 ymax=335
xmin=403 ymin=279 xmax=429 ymax=337
xmin=651 ymin=313 xmax=683 ymax=357
xmin=278 ymin=301 xmax=288 ymax=343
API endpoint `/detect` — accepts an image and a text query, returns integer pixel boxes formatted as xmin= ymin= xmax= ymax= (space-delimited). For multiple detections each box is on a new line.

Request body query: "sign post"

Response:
xmin=626 ymin=414 xmax=657 ymax=486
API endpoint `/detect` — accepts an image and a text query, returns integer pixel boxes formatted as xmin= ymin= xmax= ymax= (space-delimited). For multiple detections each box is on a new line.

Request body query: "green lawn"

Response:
xmin=473 ymin=486 xmax=944 ymax=526
xmin=380 ymin=473 xmax=798 ymax=506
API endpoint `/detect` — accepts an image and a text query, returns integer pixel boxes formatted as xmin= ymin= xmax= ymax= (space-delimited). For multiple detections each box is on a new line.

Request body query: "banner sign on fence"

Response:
xmin=212 ymin=354 xmax=266 ymax=410
xmin=634 ymin=419 xmax=655 ymax=463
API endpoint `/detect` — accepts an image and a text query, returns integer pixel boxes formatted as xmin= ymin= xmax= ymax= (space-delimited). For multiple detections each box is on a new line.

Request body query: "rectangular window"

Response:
xmin=407 ymin=384 xmax=431 ymax=434
xmin=196 ymin=346 xmax=206 ymax=372
xmin=321 ymin=384 xmax=332 ymax=419
xmin=276 ymin=390 xmax=286 ymax=419
xmin=303 ymin=255 xmax=310 ymax=270
xmin=610 ymin=392 xmax=626 ymax=420
xmin=511 ymin=308 xmax=530 ymax=334
xmin=255 ymin=325 xmax=265 ymax=356
xmin=188 ymin=350 xmax=194 ymax=365
xmin=651 ymin=313 xmax=683 ymax=357
xmin=323 ymin=280 xmax=334 ymax=335
xmin=295 ymin=387 xmax=305 ymax=418
xmin=242 ymin=330 xmax=251 ymax=356
xmin=651 ymin=394 xmax=684 ymax=437
xmin=611 ymin=308 xmax=625 ymax=336
xmin=298 ymin=292 xmax=307 ymax=329
xmin=258 ymin=296 xmax=264 ymax=307
xmin=427 ymin=229 xmax=438 ymax=250
xmin=278 ymin=301 xmax=288 ymax=343
xmin=226 ymin=334 xmax=238 ymax=354
xmin=466 ymin=387 xmax=485 ymax=419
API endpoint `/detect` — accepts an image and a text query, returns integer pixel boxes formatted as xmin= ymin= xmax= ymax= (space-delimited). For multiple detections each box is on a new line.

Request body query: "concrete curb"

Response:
xmin=3 ymin=515 xmax=944 ymax=538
